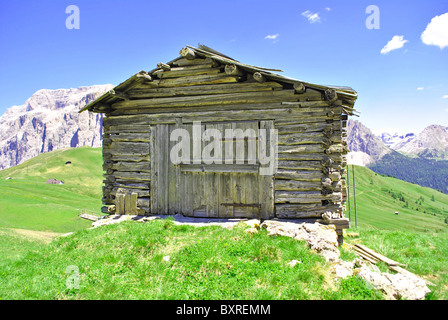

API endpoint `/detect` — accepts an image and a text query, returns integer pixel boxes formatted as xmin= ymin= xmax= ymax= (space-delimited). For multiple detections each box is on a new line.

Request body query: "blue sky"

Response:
xmin=0 ymin=0 xmax=447 ymax=134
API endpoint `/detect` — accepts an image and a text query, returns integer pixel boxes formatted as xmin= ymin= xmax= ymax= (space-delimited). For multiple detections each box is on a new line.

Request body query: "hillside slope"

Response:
xmin=0 ymin=147 xmax=103 ymax=233
xmin=0 ymin=147 xmax=448 ymax=299
xmin=1 ymin=146 xmax=447 ymax=236
xmin=345 ymin=165 xmax=448 ymax=234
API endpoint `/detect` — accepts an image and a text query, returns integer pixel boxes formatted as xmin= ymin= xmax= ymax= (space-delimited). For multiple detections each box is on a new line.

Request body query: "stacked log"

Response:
xmin=102 ymin=123 xmax=151 ymax=213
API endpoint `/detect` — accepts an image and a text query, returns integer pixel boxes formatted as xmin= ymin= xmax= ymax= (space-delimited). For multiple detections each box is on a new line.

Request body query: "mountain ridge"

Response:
xmin=346 ymin=119 xmax=448 ymax=193
xmin=376 ymin=124 xmax=448 ymax=160
xmin=0 ymin=84 xmax=113 ymax=170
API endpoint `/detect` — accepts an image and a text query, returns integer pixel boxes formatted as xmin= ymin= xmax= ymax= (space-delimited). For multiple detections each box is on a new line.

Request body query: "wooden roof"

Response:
xmin=80 ymin=44 xmax=358 ymax=115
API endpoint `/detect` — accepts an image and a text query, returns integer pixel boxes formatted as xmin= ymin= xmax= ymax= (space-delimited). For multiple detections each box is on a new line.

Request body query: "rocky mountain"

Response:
xmin=378 ymin=132 xmax=416 ymax=150
xmin=346 ymin=120 xmax=448 ymax=193
xmin=346 ymin=119 xmax=392 ymax=166
xmin=0 ymin=85 xmax=113 ymax=170
xmin=391 ymin=125 xmax=448 ymax=159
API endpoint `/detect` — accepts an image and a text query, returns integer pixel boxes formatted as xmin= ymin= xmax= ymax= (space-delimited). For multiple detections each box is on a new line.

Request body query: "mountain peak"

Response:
xmin=381 ymin=124 xmax=448 ymax=159
xmin=0 ymin=85 xmax=113 ymax=170
xmin=346 ymin=119 xmax=392 ymax=166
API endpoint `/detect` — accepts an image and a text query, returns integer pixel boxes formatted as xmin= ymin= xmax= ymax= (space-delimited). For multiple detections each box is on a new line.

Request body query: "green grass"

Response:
xmin=0 ymin=219 xmax=383 ymax=300
xmin=0 ymin=147 xmax=103 ymax=233
xmin=344 ymin=227 xmax=448 ymax=300
xmin=344 ymin=165 xmax=448 ymax=234
xmin=1 ymin=148 xmax=448 ymax=299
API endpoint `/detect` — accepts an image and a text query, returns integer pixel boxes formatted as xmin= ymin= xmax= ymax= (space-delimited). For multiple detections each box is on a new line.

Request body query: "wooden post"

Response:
xmin=346 ymin=164 xmax=351 ymax=222
xmin=116 ymin=193 xmax=125 ymax=215
xmin=130 ymin=192 xmax=138 ymax=215
xmin=124 ymin=193 xmax=131 ymax=215
xmin=352 ymin=165 xmax=357 ymax=228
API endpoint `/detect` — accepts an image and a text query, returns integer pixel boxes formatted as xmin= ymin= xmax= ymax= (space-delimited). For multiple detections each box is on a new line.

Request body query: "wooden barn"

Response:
xmin=80 ymin=45 xmax=357 ymax=231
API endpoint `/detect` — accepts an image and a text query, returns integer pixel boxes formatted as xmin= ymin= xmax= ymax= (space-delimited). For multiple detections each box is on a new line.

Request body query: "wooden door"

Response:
xmin=150 ymin=121 xmax=274 ymax=219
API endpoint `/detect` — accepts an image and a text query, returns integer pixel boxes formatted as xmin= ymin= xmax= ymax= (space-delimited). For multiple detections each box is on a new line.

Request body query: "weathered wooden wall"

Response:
xmin=100 ymin=56 xmax=349 ymax=218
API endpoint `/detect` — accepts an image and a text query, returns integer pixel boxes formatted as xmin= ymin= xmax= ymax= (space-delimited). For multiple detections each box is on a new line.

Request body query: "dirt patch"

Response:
xmin=7 ymin=228 xmax=61 ymax=244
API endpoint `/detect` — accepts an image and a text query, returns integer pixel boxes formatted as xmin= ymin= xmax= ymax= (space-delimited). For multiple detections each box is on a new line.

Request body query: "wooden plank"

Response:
xmin=127 ymin=82 xmax=283 ymax=99
xmin=278 ymin=144 xmax=325 ymax=155
xmin=104 ymin=124 xmax=150 ymax=134
xmin=153 ymin=66 xmax=222 ymax=79
xmin=150 ymin=125 xmax=158 ymax=214
xmin=204 ymin=172 xmax=219 ymax=217
xmin=276 ymin=122 xmax=337 ymax=134
xmin=124 ymin=193 xmax=131 ymax=214
xmin=103 ymin=141 xmax=150 ymax=155
xmin=192 ymin=172 xmax=207 ymax=217
xmin=158 ymin=124 xmax=170 ymax=213
xmin=278 ymin=134 xmax=326 ymax=146
xmin=182 ymin=172 xmax=194 ymax=216
xmin=180 ymin=164 xmax=259 ymax=173
xmin=105 ymin=161 xmax=151 ymax=172
xmin=275 ymin=169 xmax=323 ymax=181
xmin=218 ymin=173 xmax=233 ymax=218
xmin=259 ymin=120 xmax=275 ymax=219
xmin=353 ymin=248 xmax=378 ymax=264
xmin=139 ymin=74 xmax=241 ymax=88
xmin=112 ymin=187 xmax=150 ymax=197
xmin=116 ymin=193 xmax=125 ymax=215
xmin=79 ymin=213 xmax=99 ymax=221
xmin=277 ymin=160 xmax=322 ymax=171
xmin=275 ymin=191 xmax=342 ymax=204
xmin=274 ymin=179 xmax=322 ymax=191
xmin=172 ymin=57 xmax=211 ymax=67
xmin=180 ymin=125 xmax=194 ymax=216
xmin=113 ymin=171 xmax=151 ymax=182
xmin=275 ymin=203 xmax=341 ymax=218
xmin=112 ymin=90 xmax=299 ymax=110
xmin=168 ymin=123 xmax=177 ymax=214
xmin=103 ymin=153 xmax=150 ymax=162
xmin=354 ymin=244 xmax=403 ymax=266
xmin=107 ymin=132 xmax=151 ymax=142
xmin=103 ymin=105 xmax=336 ymax=126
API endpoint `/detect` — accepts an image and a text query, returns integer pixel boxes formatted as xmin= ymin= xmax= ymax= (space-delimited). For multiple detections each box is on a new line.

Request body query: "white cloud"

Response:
xmin=442 ymin=94 xmax=448 ymax=99
xmin=301 ymin=10 xmax=321 ymax=23
xmin=265 ymin=33 xmax=279 ymax=40
xmin=264 ymin=33 xmax=279 ymax=43
xmin=380 ymin=35 xmax=408 ymax=54
xmin=421 ymin=12 xmax=448 ymax=49
xmin=325 ymin=7 xmax=331 ymax=12
xmin=417 ymin=87 xmax=424 ymax=91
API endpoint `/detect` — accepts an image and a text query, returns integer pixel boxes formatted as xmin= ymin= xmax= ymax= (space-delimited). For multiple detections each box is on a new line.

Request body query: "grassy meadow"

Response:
xmin=0 ymin=147 xmax=103 ymax=233
xmin=0 ymin=147 xmax=447 ymax=299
